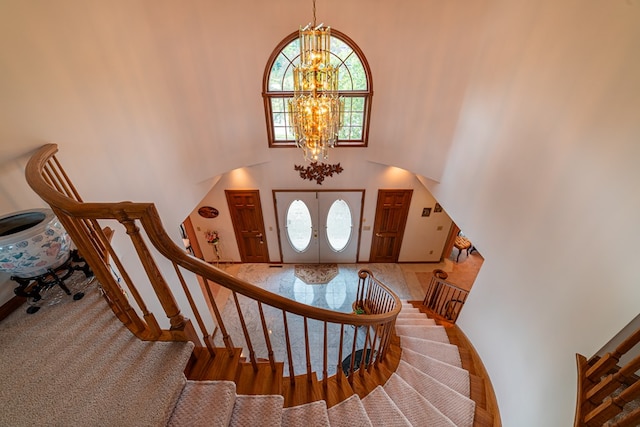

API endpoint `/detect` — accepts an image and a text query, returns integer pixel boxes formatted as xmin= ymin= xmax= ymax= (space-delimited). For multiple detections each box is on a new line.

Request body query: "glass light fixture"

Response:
xmin=289 ymin=0 xmax=344 ymax=162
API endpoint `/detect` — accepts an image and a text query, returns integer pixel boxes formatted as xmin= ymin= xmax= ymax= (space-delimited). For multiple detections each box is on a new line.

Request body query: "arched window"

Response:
xmin=263 ymin=29 xmax=373 ymax=148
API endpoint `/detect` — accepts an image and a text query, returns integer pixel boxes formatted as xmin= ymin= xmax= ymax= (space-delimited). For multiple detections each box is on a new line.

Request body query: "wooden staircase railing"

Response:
xmin=25 ymin=144 xmax=401 ymax=389
xmin=422 ymin=269 xmax=469 ymax=323
xmin=574 ymin=327 xmax=640 ymax=426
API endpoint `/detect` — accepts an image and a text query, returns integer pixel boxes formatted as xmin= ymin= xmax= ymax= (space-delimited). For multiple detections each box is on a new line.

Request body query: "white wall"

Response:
xmin=188 ymin=148 xmax=452 ymax=264
xmin=428 ymin=1 xmax=640 ymax=425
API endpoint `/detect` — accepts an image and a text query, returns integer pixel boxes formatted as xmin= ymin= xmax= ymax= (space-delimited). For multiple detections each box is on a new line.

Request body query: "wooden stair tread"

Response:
xmin=235 ymin=361 xmax=284 ymax=395
xmin=282 ymin=373 xmax=324 ymax=408
xmin=187 ymin=347 xmax=243 ymax=381
xmin=321 ymin=371 xmax=356 ymax=408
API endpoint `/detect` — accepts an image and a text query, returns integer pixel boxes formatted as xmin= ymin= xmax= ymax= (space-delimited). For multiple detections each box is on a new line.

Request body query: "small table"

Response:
xmin=453 ymin=236 xmax=472 ymax=262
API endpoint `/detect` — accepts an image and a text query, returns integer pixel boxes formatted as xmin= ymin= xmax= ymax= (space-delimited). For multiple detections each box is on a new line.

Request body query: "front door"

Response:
xmin=225 ymin=190 xmax=270 ymax=263
xmin=274 ymin=190 xmax=363 ymax=263
xmin=370 ymin=189 xmax=413 ymax=262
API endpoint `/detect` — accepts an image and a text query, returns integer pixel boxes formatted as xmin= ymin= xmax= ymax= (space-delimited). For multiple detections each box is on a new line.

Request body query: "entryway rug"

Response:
xmin=294 ymin=263 xmax=338 ymax=284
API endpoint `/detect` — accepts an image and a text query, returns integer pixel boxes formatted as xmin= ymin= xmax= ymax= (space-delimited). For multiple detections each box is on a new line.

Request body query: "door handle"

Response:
xmin=255 ymin=232 xmax=264 ymax=244
xmin=375 ymin=233 xmax=382 ymax=237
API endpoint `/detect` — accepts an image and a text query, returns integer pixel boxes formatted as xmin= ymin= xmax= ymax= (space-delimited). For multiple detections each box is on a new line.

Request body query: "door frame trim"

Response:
xmin=272 ymin=189 xmax=365 ymax=263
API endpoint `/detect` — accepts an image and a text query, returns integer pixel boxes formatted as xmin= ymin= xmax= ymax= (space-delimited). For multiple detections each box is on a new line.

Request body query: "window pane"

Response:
xmin=350 ymin=127 xmax=363 ymax=140
xmin=281 ymin=39 xmax=300 ymax=60
xmin=269 ymin=53 xmax=288 ymax=91
xmin=326 ymin=199 xmax=352 ymax=252
xmin=331 ymin=38 xmax=351 ymax=61
xmin=286 ymin=200 xmax=312 ymax=252
xmin=351 ymin=97 xmax=365 ymax=111
xmin=337 ymin=63 xmax=353 ymax=91
xmin=345 ymin=55 xmax=367 ymax=90
xmin=271 ymin=98 xmax=285 ymax=112
xmin=274 ymin=126 xmax=287 ymax=140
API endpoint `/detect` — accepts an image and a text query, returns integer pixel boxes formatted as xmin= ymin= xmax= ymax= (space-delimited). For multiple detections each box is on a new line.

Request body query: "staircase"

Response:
xmin=19 ymin=144 xmax=498 ymax=426
xmin=168 ymin=302 xmax=493 ymax=426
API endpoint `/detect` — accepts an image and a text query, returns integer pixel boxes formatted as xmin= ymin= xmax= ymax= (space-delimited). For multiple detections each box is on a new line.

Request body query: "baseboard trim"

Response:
xmin=0 ymin=295 xmax=26 ymax=321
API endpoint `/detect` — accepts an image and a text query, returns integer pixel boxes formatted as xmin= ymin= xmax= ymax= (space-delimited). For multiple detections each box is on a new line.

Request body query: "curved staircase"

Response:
xmin=17 ymin=144 xmax=498 ymax=426
xmin=168 ymin=302 xmax=493 ymax=427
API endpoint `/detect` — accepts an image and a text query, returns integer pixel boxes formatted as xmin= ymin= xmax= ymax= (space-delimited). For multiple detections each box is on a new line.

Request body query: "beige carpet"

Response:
xmin=0 ymin=276 xmax=194 ymax=426
xmin=294 ymin=263 xmax=339 ymax=284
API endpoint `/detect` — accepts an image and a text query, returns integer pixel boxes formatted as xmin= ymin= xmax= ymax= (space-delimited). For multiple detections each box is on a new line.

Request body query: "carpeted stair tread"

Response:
xmin=396 ymin=324 xmax=450 ymax=343
xmin=282 ymin=400 xmax=331 ymax=426
xmin=168 ymin=380 xmax=236 ymax=427
xmin=383 ymin=374 xmax=456 ymax=427
xmin=0 ymin=284 xmax=194 ymax=427
xmin=397 ymin=312 xmax=430 ymax=319
xmin=396 ymin=360 xmax=475 ymax=427
xmin=399 ymin=306 xmax=421 ymax=313
xmin=401 ymin=347 xmax=470 ymax=397
xmin=361 ymin=386 xmax=412 ymax=427
xmin=328 ymin=394 xmax=373 ymax=427
xmin=230 ymin=394 xmax=284 ymax=427
xmin=395 ymin=318 xmax=437 ymax=326
xmin=399 ymin=335 xmax=463 ymax=368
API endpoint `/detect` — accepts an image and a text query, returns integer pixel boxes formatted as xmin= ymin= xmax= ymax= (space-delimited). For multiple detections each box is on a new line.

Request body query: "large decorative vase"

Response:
xmin=0 ymin=208 xmax=72 ymax=278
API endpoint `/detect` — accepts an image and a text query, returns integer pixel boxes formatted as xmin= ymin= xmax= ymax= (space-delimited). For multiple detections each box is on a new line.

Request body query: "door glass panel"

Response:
xmin=326 ymin=199 xmax=352 ymax=252
xmin=286 ymin=200 xmax=312 ymax=252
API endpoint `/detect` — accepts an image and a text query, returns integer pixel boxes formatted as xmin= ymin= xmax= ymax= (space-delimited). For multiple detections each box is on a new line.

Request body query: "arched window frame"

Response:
xmin=262 ymin=29 xmax=373 ymax=149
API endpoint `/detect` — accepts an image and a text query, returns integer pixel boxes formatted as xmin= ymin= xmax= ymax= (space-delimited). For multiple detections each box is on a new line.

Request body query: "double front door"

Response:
xmin=275 ymin=191 xmax=363 ymax=263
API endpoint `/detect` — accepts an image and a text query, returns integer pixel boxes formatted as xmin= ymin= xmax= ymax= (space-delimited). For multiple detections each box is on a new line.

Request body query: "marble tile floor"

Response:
xmin=212 ymin=263 xmax=439 ymax=379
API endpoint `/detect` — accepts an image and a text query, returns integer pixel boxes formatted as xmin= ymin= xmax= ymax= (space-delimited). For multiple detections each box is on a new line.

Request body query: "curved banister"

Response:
xmin=26 ymin=144 xmax=402 ymax=327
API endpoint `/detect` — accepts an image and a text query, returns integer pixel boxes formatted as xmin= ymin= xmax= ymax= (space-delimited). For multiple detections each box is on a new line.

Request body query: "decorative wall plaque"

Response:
xmin=198 ymin=206 xmax=219 ymax=218
xmin=294 ymin=162 xmax=344 ymax=185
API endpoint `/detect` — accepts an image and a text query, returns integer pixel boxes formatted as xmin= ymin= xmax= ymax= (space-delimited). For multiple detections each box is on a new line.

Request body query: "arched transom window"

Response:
xmin=263 ymin=29 xmax=373 ymax=148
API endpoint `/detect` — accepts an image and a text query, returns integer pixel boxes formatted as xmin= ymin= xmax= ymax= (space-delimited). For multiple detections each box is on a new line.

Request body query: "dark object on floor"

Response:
xmin=10 ymin=250 xmax=93 ymax=313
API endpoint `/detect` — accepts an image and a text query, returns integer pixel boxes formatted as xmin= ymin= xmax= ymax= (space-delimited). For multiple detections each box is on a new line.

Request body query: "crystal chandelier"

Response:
xmin=289 ymin=0 xmax=344 ymax=162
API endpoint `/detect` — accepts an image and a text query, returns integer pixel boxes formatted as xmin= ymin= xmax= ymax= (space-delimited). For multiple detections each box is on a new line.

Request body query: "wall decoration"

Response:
xmin=198 ymin=206 xmax=219 ymax=218
xmin=422 ymin=207 xmax=432 ymax=217
xmin=294 ymin=162 xmax=344 ymax=185
xmin=434 ymin=203 xmax=443 ymax=213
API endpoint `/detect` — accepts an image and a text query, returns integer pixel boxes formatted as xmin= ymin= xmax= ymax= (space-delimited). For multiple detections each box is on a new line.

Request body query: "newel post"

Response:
xmin=119 ymin=214 xmax=186 ymax=331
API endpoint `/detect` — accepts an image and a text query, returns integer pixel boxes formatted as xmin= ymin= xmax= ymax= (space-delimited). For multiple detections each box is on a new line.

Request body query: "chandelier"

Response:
xmin=289 ymin=0 xmax=344 ymax=162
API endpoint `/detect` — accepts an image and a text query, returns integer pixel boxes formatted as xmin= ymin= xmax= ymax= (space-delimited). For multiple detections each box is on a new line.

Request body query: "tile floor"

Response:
xmin=212 ymin=263 xmax=446 ymax=378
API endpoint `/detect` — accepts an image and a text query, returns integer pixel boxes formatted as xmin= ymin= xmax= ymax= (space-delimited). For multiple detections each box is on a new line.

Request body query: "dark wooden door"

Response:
xmin=369 ymin=189 xmax=413 ymax=263
xmin=225 ymin=190 xmax=270 ymax=263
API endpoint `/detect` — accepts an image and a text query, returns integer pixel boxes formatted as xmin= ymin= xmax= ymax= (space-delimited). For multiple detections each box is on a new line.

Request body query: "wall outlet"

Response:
xmin=429 ymin=250 xmax=433 ymax=254
xmin=363 ymin=225 xmax=371 ymax=231
xmin=437 ymin=226 xmax=443 ymax=231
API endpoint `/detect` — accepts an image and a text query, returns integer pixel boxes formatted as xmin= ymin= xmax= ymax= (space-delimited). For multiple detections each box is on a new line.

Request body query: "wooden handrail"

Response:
xmin=25 ymin=144 xmax=402 ymax=328
xmin=574 ymin=325 xmax=640 ymax=426
xmin=25 ymin=143 xmax=402 ymax=384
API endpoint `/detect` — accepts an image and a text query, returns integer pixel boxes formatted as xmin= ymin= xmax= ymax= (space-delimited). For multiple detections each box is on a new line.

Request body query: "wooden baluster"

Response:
xmin=232 ymin=292 xmax=258 ymax=372
xmin=587 ymin=328 xmax=640 ymax=381
xmin=348 ymin=324 xmax=359 ymax=383
xmin=282 ymin=310 xmax=295 ymax=383
xmin=51 ymin=154 xmax=84 ymax=201
xmin=203 ymin=279 xmax=235 ymax=356
xmin=257 ymin=301 xmax=276 ymax=372
xmin=587 ymin=354 xmax=640 ymax=403
xmin=51 ymin=210 xmax=149 ymax=335
xmin=304 ymin=317 xmax=312 ymax=382
xmin=119 ymin=217 xmax=186 ymax=331
xmin=337 ymin=323 xmax=345 ymax=384
xmin=584 ymin=381 xmax=640 ymax=426
xmin=367 ymin=324 xmax=380 ymax=372
xmin=604 ymin=407 xmax=640 ymax=427
xmin=172 ymin=263 xmax=209 ymax=351
xmin=98 ymin=228 xmax=160 ymax=335
xmin=360 ymin=326 xmax=371 ymax=376
xmin=323 ymin=321 xmax=328 ymax=388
